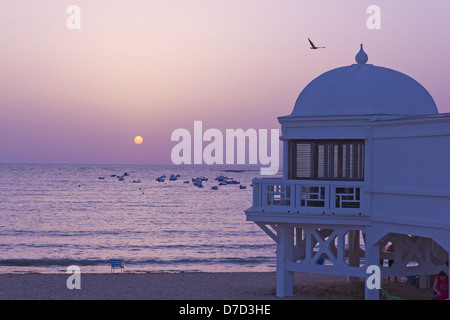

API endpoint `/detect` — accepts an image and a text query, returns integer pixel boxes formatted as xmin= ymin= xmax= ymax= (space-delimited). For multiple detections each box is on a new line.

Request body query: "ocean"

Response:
xmin=0 ymin=163 xmax=278 ymax=274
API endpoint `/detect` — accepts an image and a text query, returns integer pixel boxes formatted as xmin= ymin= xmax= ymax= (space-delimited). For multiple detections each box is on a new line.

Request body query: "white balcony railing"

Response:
xmin=251 ymin=178 xmax=367 ymax=216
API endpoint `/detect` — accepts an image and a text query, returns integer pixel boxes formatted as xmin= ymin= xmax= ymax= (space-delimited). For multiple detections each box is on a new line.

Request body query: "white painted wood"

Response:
xmin=276 ymin=225 xmax=294 ymax=297
xmin=246 ymin=48 xmax=450 ymax=300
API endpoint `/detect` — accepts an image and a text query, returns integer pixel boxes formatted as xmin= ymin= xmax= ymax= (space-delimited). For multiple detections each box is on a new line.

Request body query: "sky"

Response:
xmin=1 ymin=0 xmax=450 ymax=165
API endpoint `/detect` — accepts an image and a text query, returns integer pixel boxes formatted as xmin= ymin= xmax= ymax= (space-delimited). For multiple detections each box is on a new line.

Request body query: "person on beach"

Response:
xmin=432 ymin=271 xmax=449 ymax=300
xmin=380 ymin=243 xmax=398 ymax=283
xmin=386 ymin=243 xmax=397 ymax=282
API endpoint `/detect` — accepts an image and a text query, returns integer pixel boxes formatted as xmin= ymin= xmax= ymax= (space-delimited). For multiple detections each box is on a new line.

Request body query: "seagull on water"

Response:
xmin=308 ymin=38 xmax=325 ymax=49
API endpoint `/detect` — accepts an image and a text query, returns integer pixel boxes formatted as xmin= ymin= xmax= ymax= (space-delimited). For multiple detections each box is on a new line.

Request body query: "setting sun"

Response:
xmin=134 ymin=136 xmax=143 ymax=145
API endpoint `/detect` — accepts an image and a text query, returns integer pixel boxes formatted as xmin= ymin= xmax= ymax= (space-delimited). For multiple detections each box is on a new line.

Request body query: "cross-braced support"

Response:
xmin=256 ymin=221 xmax=449 ymax=300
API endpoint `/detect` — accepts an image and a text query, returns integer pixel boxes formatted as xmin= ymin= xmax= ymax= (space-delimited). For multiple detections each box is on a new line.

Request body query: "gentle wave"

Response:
xmin=0 ymin=257 xmax=274 ymax=267
xmin=0 ymin=259 xmax=109 ymax=267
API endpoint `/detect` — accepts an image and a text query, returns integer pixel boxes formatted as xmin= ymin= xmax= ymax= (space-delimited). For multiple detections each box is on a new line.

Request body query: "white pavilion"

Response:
xmin=245 ymin=45 xmax=450 ymax=300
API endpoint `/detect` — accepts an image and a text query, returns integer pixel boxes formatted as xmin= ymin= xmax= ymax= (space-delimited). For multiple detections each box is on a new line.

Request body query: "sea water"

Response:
xmin=0 ymin=163 xmax=277 ymax=273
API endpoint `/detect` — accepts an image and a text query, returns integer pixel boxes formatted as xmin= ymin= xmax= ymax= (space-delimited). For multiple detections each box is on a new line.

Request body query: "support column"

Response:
xmin=419 ymin=238 xmax=431 ymax=289
xmin=294 ymin=227 xmax=305 ymax=261
xmin=348 ymin=230 xmax=360 ymax=282
xmin=365 ymin=239 xmax=381 ymax=300
xmin=419 ymin=275 xmax=429 ymax=289
xmin=276 ymin=224 xmax=294 ymax=297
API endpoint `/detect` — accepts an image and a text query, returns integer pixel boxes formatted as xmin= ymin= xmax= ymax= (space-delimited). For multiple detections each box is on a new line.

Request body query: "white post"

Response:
xmin=294 ymin=227 xmax=305 ymax=260
xmin=348 ymin=230 xmax=361 ymax=282
xmin=365 ymin=241 xmax=380 ymax=300
xmin=276 ymin=224 xmax=294 ymax=297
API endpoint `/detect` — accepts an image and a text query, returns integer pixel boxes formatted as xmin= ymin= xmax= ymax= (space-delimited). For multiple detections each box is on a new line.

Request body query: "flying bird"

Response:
xmin=308 ymin=38 xmax=325 ymax=49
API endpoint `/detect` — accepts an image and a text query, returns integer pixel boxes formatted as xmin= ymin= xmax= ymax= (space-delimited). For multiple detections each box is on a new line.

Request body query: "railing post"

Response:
xmin=252 ymin=182 xmax=260 ymax=207
xmin=293 ymin=183 xmax=297 ymax=208
xmin=328 ymin=183 xmax=332 ymax=211
xmin=261 ymin=183 xmax=266 ymax=207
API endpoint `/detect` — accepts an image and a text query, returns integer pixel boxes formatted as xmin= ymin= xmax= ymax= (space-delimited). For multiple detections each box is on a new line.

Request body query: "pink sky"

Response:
xmin=1 ymin=0 xmax=449 ymax=164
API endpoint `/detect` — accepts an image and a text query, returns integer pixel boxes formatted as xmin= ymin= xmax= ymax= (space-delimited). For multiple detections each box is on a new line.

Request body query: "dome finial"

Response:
xmin=355 ymin=44 xmax=368 ymax=64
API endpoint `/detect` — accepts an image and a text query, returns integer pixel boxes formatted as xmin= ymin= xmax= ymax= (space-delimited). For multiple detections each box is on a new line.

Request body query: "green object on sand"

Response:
xmin=380 ymin=286 xmax=403 ymax=300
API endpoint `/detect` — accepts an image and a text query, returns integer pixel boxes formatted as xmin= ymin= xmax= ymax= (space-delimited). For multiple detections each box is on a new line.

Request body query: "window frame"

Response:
xmin=288 ymin=139 xmax=365 ymax=181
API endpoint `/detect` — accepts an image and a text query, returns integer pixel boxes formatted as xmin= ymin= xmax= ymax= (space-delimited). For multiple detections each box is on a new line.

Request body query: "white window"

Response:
xmin=289 ymin=140 xmax=365 ymax=181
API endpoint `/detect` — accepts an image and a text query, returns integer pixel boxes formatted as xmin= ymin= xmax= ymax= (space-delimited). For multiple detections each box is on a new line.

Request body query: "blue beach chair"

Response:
xmin=110 ymin=259 xmax=124 ymax=273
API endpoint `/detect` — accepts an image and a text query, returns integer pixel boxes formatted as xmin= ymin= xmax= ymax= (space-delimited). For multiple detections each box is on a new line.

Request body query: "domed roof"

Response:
xmin=291 ymin=45 xmax=438 ymax=116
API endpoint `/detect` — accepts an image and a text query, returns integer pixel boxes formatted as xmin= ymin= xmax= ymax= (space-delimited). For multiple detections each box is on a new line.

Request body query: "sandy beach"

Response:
xmin=0 ymin=272 xmax=434 ymax=300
